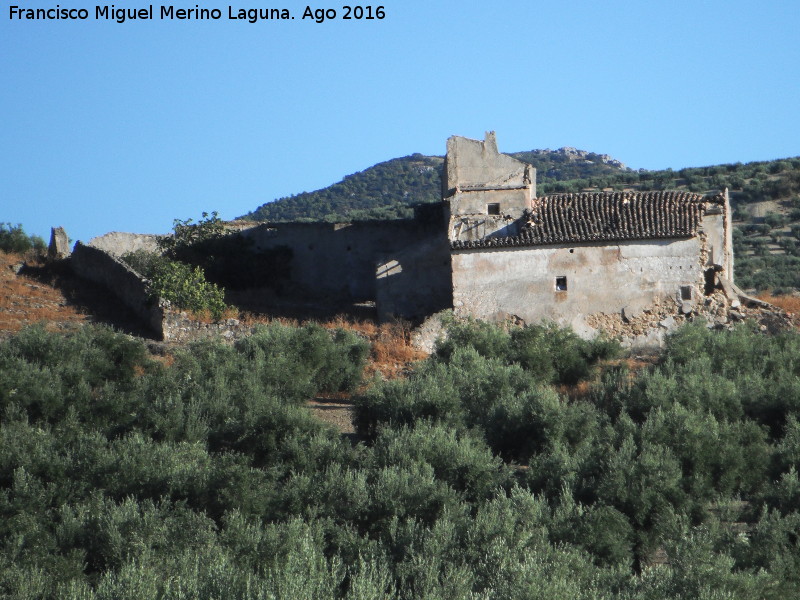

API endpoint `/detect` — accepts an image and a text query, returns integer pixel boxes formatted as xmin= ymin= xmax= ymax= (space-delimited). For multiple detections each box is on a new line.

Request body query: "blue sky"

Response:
xmin=2 ymin=1 xmax=799 ymax=244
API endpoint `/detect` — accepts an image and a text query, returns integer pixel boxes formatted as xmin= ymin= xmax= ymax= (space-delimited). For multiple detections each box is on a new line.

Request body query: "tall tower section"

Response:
xmin=443 ymin=131 xmax=535 ymax=243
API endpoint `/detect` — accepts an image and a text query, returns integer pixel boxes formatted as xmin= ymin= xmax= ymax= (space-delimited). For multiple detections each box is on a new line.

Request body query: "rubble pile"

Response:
xmin=587 ymin=289 xmax=793 ymax=345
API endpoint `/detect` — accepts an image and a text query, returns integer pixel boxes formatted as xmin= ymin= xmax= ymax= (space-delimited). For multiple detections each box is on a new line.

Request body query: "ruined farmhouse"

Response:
xmin=80 ymin=132 xmax=747 ymax=344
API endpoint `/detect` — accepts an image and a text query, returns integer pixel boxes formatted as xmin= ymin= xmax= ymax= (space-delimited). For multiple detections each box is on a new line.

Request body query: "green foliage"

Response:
xmin=434 ymin=318 xmax=620 ymax=385
xmin=0 ymin=223 xmax=46 ymax=254
xmin=151 ymin=260 xmax=228 ymax=319
xmin=243 ymin=150 xmax=634 ymax=224
xmin=121 ymin=250 xmax=229 ymax=320
xmin=119 ymin=248 xmax=170 ymax=278
xmin=244 ymin=155 xmax=445 ymax=223
xmin=157 ymin=211 xmax=226 ymax=256
xmin=5 ymin=322 xmax=800 ymax=598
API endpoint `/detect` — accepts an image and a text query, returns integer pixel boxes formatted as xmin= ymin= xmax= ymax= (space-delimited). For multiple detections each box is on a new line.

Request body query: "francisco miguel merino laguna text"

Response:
xmin=8 ymin=5 xmax=386 ymax=23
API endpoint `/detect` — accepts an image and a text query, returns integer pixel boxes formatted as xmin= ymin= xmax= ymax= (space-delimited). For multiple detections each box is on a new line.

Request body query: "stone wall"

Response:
xmin=240 ymin=212 xmax=451 ymax=317
xmin=71 ymin=242 xmax=259 ymax=342
xmin=70 ymin=242 xmax=164 ymax=335
xmin=48 ymin=227 xmax=71 ymax=260
xmin=376 ymin=234 xmax=452 ymax=322
xmin=451 ymin=237 xmax=706 ymax=337
xmin=160 ymin=311 xmax=255 ymax=344
xmin=87 ymin=231 xmax=162 ymax=257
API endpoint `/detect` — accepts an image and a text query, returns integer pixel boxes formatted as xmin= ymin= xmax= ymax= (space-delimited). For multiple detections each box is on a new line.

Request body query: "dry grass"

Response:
xmin=319 ymin=315 xmax=427 ymax=381
xmin=0 ymin=252 xmax=87 ymax=334
xmin=558 ymin=357 xmax=655 ymax=401
xmin=757 ymin=292 xmax=800 ymax=314
xmin=365 ymin=321 xmax=428 ymax=381
xmin=756 ymin=292 xmax=800 ymax=328
xmin=187 ymin=305 xmax=240 ymax=324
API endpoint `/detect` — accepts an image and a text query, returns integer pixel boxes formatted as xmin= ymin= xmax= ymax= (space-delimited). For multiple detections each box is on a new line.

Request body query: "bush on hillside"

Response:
xmin=434 ymin=317 xmax=620 ymax=385
xmin=6 ymin=322 xmax=800 ymax=597
xmin=0 ymin=223 xmax=46 ymax=255
xmin=121 ymin=250 xmax=229 ymax=320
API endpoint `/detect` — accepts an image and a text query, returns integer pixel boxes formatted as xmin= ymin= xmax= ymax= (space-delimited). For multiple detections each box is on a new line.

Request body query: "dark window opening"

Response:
xmin=487 ymin=203 xmax=500 ymax=215
xmin=680 ymin=285 xmax=693 ymax=301
xmin=704 ymin=268 xmax=717 ymax=295
xmin=555 ymin=276 xmax=568 ymax=291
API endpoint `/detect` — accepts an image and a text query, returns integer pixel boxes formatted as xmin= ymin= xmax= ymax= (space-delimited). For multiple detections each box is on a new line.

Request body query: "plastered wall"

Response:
xmin=451 ymin=237 xmax=706 ymax=328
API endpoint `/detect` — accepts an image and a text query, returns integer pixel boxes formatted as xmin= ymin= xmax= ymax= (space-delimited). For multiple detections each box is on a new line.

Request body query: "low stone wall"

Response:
xmin=161 ymin=312 xmax=256 ymax=344
xmin=70 ymin=242 xmax=164 ymax=335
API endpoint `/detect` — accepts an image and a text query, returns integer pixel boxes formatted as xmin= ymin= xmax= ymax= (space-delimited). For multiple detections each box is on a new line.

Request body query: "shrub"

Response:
xmin=121 ymin=249 xmax=231 ymax=320
xmin=150 ymin=260 xmax=229 ymax=320
xmin=235 ymin=323 xmax=369 ymax=396
xmin=156 ymin=211 xmax=293 ymax=289
xmin=0 ymin=223 xmax=46 ymax=254
xmin=434 ymin=318 xmax=620 ymax=385
xmin=370 ymin=422 xmax=510 ymax=501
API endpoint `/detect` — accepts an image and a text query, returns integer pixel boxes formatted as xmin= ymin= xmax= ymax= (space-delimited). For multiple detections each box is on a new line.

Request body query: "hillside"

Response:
xmin=242 ymin=147 xmax=632 ymax=223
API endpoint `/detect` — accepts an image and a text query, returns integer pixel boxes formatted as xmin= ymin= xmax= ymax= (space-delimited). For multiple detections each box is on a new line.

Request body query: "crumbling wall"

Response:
xmin=444 ymin=133 xmax=536 ymax=243
xmin=160 ymin=311 xmax=254 ymax=343
xmin=444 ymin=132 xmax=535 ymax=201
xmin=71 ymin=242 xmax=259 ymax=342
xmin=70 ymin=242 xmax=164 ymax=334
xmin=48 ymin=227 xmax=71 ymax=260
xmin=241 ymin=217 xmax=446 ymax=304
xmin=700 ymin=190 xmax=734 ymax=279
xmin=87 ymin=231 xmax=161 ymax=257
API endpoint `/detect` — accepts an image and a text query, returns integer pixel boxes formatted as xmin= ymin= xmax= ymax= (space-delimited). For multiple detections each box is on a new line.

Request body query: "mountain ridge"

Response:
xmin=242 ymin=147 xmax=632 ymax=224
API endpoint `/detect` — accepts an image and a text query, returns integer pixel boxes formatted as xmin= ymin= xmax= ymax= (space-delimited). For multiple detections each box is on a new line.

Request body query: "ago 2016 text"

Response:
xmin=303 ymin=6 xmax=385 ymax=23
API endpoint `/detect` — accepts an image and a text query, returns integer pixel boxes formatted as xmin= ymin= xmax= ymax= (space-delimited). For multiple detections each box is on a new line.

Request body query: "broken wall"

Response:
xmin=444 ymin=132 xmax=536 ymax=243
xmin=700 ymin=190 xmax=734 ymax=279
xmin=71 ymin=242 xmax=164 ymax=334
xmin=87 ymin=231 xmax=162 ymax=257
xmin=444 ymin=132 xmax=535 ymax=200
xmin=241 ymin=216 xmax=449 ymax=307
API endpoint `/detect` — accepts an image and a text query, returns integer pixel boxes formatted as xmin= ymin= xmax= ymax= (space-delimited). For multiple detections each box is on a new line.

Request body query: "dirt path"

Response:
xmin=307 ymin=398 xmax=356 ymax=435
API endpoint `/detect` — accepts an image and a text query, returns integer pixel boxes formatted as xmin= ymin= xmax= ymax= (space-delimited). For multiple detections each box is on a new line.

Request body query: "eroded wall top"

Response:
xmin=443 ymin=132 xmax=535 ymax=197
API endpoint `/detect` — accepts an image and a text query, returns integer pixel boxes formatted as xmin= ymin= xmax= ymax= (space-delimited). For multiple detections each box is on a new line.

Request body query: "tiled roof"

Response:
xmin=451 ymin=191 xmax=724 ymax=250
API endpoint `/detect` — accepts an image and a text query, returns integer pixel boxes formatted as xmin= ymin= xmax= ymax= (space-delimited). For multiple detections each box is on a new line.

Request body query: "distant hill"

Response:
xmin=242 ymin=148 xmax=632 ymax=224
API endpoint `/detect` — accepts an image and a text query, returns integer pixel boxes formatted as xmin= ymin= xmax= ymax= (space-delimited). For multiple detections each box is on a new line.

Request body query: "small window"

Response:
xmin=680 ymin=286 xmax=693 ymax=301
xmin=555 ymin=276 xmax=568 ymax=291
xmin=487 ymin=203 xmax=500 ymax=215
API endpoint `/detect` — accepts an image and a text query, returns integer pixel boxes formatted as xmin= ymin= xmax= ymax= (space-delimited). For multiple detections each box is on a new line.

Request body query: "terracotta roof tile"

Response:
xmin=451 ymin=190 xmax=724 ymax=250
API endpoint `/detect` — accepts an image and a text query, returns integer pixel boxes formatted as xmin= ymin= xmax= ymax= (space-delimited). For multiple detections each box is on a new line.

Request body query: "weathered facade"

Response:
xmin=443 ymin=132 xmax=735 ymax=338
